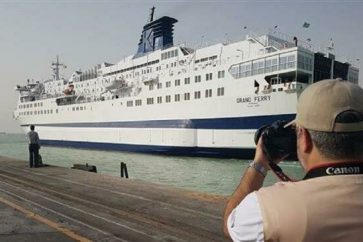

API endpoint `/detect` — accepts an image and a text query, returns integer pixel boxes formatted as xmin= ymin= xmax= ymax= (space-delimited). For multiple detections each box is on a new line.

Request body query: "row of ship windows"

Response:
xmin=194 ymin=55 xmax=218 ymax=64
xmin=19 ymin=106 xmax=89 ymax=116
xmin=161 ymin=49 xmax=179 ymax=60
xmin=104 ymin=60 xmax=160 ymax=77
xmin=19 ymin=87 xmax=225 ymax=115
xmin=149 ymin=71 xmax=225 ymax=91
xmin=19 ymin=102 xmax=43 ymax=109
xmin=19 ymin=109 xmax=57 ymax=116
xmin=127 ymin=87 xmax=225 ymax=107
xmin=47 ymin=70 xmax=226 ymax=94
xmin=229 ymin=54 xmax=312 ymax=79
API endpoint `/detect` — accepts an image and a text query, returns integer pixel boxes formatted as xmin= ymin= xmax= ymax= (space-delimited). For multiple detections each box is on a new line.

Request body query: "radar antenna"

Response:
xmin=149 ymin=6 xmax=155 ymax=22
xmin=51 ymin=55 xmax=67 ymax=80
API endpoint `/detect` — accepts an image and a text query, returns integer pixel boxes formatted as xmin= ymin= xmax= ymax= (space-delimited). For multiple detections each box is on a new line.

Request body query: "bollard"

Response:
xmin=120 ymin=162 xmax=129 ymax=178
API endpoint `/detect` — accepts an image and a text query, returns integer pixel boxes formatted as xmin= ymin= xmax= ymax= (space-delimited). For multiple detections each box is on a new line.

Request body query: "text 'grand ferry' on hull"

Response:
xmin=13 ymin=7 xmax=359 ymax=159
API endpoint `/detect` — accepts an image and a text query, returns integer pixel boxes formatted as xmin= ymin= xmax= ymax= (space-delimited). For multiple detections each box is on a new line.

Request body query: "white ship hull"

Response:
xmin=18 ymin=85 xmax=297 ymax=158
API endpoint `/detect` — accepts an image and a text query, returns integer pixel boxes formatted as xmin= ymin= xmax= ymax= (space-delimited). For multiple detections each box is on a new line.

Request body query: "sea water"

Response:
xmin=0 ymin=133 xmax=304 ymax=196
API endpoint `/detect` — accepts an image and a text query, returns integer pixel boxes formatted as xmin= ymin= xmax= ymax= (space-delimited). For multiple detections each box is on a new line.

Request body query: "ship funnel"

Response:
xmin=134 ymin=8 xmax=177 ymax=58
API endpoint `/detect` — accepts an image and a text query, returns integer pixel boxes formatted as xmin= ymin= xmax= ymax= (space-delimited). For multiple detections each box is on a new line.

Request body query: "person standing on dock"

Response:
xmin=27 ymin=125 xmax=40 ymax=168
xmin=224 ymin=79 xmax=363 ymax=242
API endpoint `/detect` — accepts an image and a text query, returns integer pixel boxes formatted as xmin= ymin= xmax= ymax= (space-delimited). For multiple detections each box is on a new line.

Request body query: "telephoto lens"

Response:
xmin=254 ymin=120 xmax=297 ymax=161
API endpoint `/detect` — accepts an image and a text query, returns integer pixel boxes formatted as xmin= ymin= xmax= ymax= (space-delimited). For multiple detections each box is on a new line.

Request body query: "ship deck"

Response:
xmin=0 ymin=156 xmax=227 ymax=242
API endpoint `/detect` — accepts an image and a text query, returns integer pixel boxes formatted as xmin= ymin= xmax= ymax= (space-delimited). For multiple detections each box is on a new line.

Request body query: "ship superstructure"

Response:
xmin=14 ymin=8 xmax=359 ymax=158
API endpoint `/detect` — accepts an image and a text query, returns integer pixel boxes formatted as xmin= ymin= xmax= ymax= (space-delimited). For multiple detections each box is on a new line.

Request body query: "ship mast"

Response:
xmin=149 ymin=6 xmax=155 ymax=22
xmin=51 ymin=55 xmax=67 ymax=80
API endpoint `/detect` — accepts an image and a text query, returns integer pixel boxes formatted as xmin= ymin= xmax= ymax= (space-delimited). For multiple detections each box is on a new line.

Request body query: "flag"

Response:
xmin=302 ymin=22 xmax=310 ymax=28
xmin=243 ymin=26 xmax=247 ymax=29
xmin=274 ymin=25 xmax=278 ymax=29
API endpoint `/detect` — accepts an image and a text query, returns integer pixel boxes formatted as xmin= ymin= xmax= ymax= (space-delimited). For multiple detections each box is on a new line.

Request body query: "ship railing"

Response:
xmin=268 ymin=29 xmax=315 ymax=51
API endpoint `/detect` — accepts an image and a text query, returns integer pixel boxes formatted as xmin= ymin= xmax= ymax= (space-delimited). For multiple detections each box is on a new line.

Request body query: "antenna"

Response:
xmin=51 ymin=55 xmax=67 ymax=80
xmin=149 ymin=6 xmax=155 ymax=22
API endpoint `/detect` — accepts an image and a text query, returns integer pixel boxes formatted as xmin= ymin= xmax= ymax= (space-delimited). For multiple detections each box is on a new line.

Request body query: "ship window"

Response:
xmin=287 ymin=55 xmax=296 ymax=68
xmin=147 ymin=98 xmax=154 ymax=105
xmin=265 ymin=59 xmax=272 ymax=73
xmin=174 ymin=50 xmax=178 ymax=57
xmin=149 ymin=84 xmax=154 ymax=91
xmin=30 ymin=111 xmax=32 ymax=115
xmin=218 ymin=70 xmax=225 ymax=79
xmin=184 ymin=93 xmax=190 ymax=101
xmin=298 ymin=54 xmax=312 ymax=71
xmin=76 ymin=107 xmax=79 ymax=111
xmin=135 ymin=99 xmax=142 ymax=106
xmin=72 ymin=107 xmax=75 ymax=111
xmin=271 ymin=58 xmax=278 ymax=72
xmin=167 ymin=52 xmax=171 ymax=59
xmin=166 ymin=81 xmax=171 ymax=88
xmin=157 ymin=83 xmax=162 ymax=89
xmin=166 ymin=95 xmax=171 ymax=103
xmin=174 ymin=94 xmax=180 ymax=102
xmin=50 ymin=109 xmax=53 ymax=114
xmin=175 ymin=79 xmax=181 ymax=86
xmin=184 ymin=77 xmax=190 ymax=85
xmin=127 ymin=100 xmax=133 ymax=107
xmin=217 ymin=87 xmax=225 ymax=96
xmin=171 ymin=51 xmax=175 ymax=58
xmin=205 ymin=89 xmax=212 ymax=98
xmin=157 ymin=96 xmax=162 ymax=104
xmin=195 ymin=75 xmax=201 ymax=83
xmin=34 ymin=103 xmax=37 ymax=107
xmin=206 ymin=73 xmax=213 ymax=81
xmin=194 ymin=91 xmax=201 ymax=99
xmin=279 ymin=56 xmax=288 ymax=70
xmin=253 ymin=60 xmax=265 ymax=75
xmin=56 ymin=109 xmax=58 ymax=113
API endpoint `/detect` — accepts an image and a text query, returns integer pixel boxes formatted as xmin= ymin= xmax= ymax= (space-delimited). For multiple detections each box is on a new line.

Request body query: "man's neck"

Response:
xmin=306 ymin=150 xmax=363 ymax=172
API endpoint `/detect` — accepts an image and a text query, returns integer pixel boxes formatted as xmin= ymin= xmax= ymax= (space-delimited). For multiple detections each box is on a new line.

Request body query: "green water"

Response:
xmin=0 ymin=133 xmax=304 ymax=196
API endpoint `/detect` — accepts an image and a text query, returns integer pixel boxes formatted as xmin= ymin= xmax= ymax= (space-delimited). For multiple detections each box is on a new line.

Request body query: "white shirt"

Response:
xmin=227 ymin=192 xmax=264 ymax=242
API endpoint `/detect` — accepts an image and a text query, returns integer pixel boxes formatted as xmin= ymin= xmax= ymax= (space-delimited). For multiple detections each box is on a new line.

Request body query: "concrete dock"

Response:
xmin=0 ymin=156 xmax=228 ymax=242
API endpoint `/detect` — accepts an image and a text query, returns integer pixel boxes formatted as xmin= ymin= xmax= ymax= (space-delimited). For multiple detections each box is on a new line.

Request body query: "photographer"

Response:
xmin=223 ymin=79 xmax=363 ymax=242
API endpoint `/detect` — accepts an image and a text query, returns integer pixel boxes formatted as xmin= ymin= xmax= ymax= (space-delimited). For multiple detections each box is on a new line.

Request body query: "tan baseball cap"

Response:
xmin=285 ymin=79 xmax=363 ymax=132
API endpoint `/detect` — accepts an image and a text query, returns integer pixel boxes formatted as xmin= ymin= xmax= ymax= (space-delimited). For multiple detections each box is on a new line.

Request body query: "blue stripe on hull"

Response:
xmin=22 ymin=114 xmax=295 ymax=130
xmin=41 ymin=139 xmax=255 ymax=159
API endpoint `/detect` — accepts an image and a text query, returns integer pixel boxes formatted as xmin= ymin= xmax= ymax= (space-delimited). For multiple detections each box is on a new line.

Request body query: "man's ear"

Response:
xmin=299 ymin=128 xmax=313 ymax=154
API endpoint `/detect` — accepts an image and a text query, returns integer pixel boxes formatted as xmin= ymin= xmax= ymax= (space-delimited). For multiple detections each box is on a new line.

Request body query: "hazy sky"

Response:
xmin=1 ymin=0 xmax=363 ymax=133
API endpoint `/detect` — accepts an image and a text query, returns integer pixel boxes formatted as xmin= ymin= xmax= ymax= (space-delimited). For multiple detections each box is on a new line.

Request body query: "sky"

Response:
xmin=1 ymin=0 xmax=363 ymax=133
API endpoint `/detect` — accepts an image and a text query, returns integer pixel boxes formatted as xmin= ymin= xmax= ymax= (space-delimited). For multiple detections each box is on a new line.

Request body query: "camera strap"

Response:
xmin=269 ymin=162 xmax=295 ymax=182
xmin=303 ymin=161 xmax=363 ymax=180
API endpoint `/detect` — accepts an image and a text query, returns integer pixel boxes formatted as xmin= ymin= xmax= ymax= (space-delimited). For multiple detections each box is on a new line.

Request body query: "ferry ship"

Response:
xmin=13 ymin=8 xmax=359 ymax=158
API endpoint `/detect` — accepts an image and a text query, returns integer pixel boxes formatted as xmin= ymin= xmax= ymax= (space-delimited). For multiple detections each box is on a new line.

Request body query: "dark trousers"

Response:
xmin=29 ymin=144 xmax=39 ymax=167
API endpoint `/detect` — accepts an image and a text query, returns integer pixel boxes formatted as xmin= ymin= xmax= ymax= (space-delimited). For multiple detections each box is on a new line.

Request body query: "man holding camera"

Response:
xmin=224 ymin=79 xmax=363 ymax=242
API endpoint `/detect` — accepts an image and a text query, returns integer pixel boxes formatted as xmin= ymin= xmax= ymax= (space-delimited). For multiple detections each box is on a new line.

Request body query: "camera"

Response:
xmin=254 ymin=120 xmax=297 ymax=161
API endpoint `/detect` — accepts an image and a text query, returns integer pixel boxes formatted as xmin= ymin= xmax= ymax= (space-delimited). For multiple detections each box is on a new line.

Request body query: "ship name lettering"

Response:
xmin=236 ymin=97 xmax=251 ymax=103
xmin=254 ymin=95 xmax=271 ymax=102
